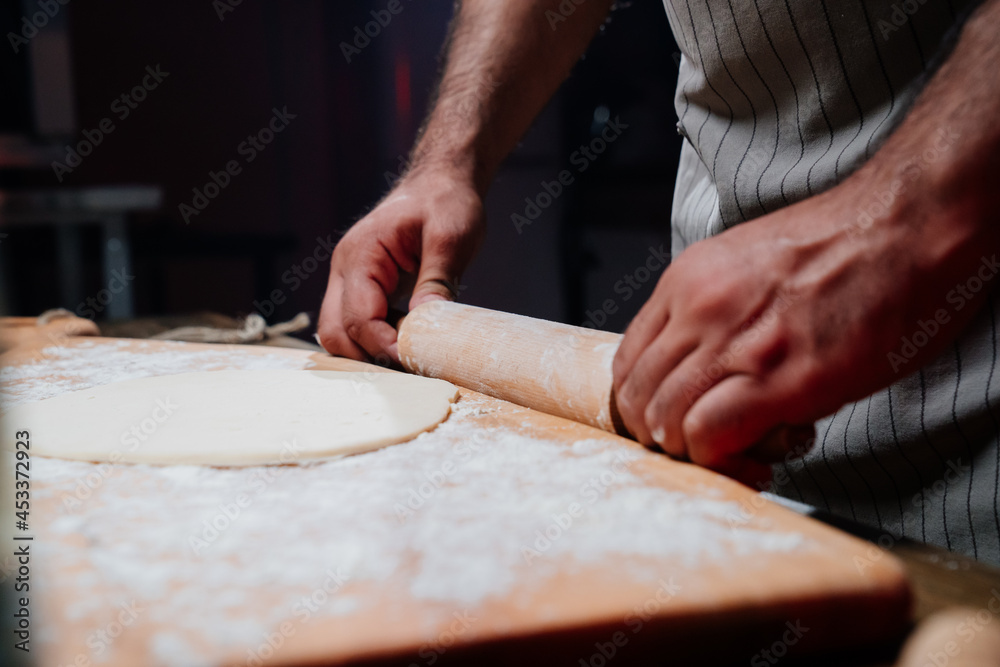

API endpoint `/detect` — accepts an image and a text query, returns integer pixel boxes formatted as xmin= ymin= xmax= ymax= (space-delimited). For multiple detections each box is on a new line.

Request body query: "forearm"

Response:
xmin=854 ymin=0 xmax=1000 ymax=259
xmin=611 ymin=0 xmax=1000 ymax=482
xmin=409 ymin=0 xmax=615 ymax=195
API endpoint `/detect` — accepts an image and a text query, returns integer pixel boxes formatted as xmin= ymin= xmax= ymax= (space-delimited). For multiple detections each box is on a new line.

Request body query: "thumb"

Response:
xmin=408 ymin=235 xmax=467 ymax=310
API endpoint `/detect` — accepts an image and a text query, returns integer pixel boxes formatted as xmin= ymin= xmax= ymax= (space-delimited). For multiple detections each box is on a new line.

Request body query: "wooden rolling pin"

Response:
xmin=397 ymin=301 xmax=808 ymax=462
xmin=896 ymin=607 xmax=1000 ymax=667
xmin=397 ymin=301 xmax=625 ymax=434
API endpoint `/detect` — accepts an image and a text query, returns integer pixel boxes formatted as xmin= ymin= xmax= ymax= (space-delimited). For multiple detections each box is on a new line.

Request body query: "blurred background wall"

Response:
xmin=0 ymin=0 xmax=681 ymax=336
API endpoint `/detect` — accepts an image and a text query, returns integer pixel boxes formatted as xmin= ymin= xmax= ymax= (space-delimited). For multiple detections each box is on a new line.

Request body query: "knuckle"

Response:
xmin=424 ymin=228 xmax=469 ymax=264
xmin=681 ymin=410 xmax=710 ymax=451
xmin=687 ymin=287 xmax=732 ymax=321
xmin=343 ymin=318 xmax=364 ymax=343
xmin=316 ymin=323 xmax=343 ymax=355
xmin=793 ymin=358 xmax=829 ymax=407
xmin=615 ymin=388 xmax=647 ymax=442
xmin=616 ymin=380 xmax=640 ymax=421
xmin=749 ymin=334 xmax=790 ymax=375
xmin=611 ymin=350 xmax=630 ymax=388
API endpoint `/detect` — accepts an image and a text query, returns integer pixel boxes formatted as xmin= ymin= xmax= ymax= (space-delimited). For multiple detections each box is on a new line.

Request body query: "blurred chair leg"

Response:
xmin=102 ymin=214 xmax=134 ymax=320
xmin=55 ymin=224 xmax=85 ymax=313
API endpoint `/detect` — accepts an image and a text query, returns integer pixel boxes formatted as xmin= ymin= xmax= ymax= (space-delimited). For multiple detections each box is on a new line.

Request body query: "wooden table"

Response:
xmin=1 ymin=328 xmax=996 ymax=667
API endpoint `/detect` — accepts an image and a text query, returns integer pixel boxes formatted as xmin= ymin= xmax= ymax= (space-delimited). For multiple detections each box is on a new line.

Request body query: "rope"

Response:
xmin=150 ymin=312 xmax=311 ymax=344
xmin=36 ymin=308 xmax=310 ymax=344
xmin=37 ymin=308 xmax=76 ymax=325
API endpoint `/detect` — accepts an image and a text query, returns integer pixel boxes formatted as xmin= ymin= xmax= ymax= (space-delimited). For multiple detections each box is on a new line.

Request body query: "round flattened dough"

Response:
xmin=1 ymin=370 xmax=457 ymax=466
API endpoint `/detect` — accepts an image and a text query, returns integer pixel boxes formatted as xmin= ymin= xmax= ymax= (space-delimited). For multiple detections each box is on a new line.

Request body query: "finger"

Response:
xmin=641 ymin=346 xmax=731 ymax=459
xmin=410 ymin=279 xmax=460 ymax=308
xmin=317 ymin=273 xmax=367 ymax=361
xmin=337 ymin=230 xmax=413 ymax=361
xmin=409 ymin=229 xmax=470 ymax=310
xmin=612 ymin=276 xmax=673 ymax=393
xmin=615 ymin=322 xmax=698 ymax=447
xmin=343 ymin=271 xmax=401 ymax=362
xmin=682 ymin=373 xmax=798 ymax=469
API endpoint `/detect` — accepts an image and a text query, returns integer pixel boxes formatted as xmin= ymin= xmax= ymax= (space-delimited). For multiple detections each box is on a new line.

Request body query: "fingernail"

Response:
xmin=651 ymin=426 xmax=665 ymax=445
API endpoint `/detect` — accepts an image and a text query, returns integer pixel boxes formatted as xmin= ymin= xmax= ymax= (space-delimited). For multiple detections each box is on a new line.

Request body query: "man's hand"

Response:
xmin=614 ymin=0 xmax=1000 ymax=484
xmin=317 ymin=0 xmax=614 ymax=362
xmin=317 ymin=167 xmax=484 ymax=362
xmin=613 ymin=170 xmax=995 ymax=484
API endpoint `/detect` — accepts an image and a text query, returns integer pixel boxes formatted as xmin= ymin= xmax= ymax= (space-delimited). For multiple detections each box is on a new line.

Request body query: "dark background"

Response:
xmin=0 ymin=0 xmax=681 ymax=335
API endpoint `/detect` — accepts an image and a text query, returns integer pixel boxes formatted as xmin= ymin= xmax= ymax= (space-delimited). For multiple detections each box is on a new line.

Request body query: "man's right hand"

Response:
xmin=317 ymin=166 xmax=485 ymax=362
xmin=318 ymin=0 xmax=615 ymax=361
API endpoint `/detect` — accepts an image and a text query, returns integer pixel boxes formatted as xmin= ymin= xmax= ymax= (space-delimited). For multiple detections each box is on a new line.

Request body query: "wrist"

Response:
xmin=391 ymin=161 xmax=484 ymax=218
xmin=405 ymin=143 xmax=490 ymax=199
xmin=844 ymin=135 xmax=999 ymax=273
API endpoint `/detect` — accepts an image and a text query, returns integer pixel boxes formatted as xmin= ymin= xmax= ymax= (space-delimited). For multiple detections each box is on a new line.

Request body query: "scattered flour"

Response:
xmin=1 ymin=340 xmax=313 ymax=408
xmin=5 ymin=344 xmax=810 ymax=665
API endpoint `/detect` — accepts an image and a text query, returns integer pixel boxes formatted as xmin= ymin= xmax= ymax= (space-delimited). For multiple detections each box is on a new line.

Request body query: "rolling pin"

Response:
xmin=397 ymin=301 xmax=625 ymax=434
xmin=397 ymin=301 xmax=807 ymax=461
xmin=896 ymin=607 xmax=1000 ymax=667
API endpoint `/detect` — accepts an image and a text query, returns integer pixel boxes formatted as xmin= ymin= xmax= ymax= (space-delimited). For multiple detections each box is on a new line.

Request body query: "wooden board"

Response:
xmin=0 ymin=336 xmax=911 ymax=666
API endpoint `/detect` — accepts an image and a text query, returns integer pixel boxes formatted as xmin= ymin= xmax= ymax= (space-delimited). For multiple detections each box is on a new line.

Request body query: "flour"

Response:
xmin=1 ymin=340 xmax=312 ymax=408
xmin=6 ymin=343 xmax=810 ymax=665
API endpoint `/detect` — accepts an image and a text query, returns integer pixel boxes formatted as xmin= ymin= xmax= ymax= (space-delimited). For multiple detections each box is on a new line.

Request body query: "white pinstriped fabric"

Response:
xmin=661 ymin=0 xmax=999 ymax=563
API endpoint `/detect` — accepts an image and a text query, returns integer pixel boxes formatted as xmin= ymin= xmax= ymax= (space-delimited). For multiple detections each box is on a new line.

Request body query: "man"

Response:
xmin=319 ymin=0 xmax=1000 ymax=564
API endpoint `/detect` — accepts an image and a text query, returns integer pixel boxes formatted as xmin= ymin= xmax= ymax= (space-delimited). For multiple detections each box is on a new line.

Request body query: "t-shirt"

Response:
xmin=661 ymin=0 xmax=998 ymax=563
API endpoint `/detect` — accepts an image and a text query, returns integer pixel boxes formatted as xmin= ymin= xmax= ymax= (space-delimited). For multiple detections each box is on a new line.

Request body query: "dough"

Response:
xmin=1 ymin=370 xmax=457 ymax=466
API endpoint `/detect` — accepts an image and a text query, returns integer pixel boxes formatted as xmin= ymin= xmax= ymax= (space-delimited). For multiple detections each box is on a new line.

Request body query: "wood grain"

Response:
xmin=399 ymin=301 xmax=625 ymax=434
xmin=0 ymin=334 xmax=914 ymax=666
